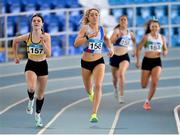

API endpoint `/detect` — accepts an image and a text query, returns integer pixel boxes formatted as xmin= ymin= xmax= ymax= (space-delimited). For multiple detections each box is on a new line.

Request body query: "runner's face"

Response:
xmin=88 ymin=10 xmax=99 ymax=25
xmin=150 ymin=22 xmax=160 ymax=33
xmin=119 ymin=16 xmax=128 ymax=28
xmin=32 ymin=16 xmax=43 ymax=30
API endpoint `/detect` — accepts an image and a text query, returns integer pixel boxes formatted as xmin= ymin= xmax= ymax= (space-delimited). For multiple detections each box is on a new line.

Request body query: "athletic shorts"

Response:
xmin=25 ymin=59 xmax=48 ymax=76
xmin=141 ymin=57 xmax=162 ymax=71
xmin=109 ymin=53 xmax=130 ymax=68
xmin=81 ymin=57 xmax=105 ymax=72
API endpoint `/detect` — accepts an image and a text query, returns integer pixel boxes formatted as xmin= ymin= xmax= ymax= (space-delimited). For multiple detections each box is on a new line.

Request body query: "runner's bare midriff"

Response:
xmin=82 ymin=52 xmax=103 ymax=61
xmin=28 ymin=55 xmax=46 ymax=62
xmin=114 ymin=46 xmax=128 ymax=56
xmin=144 ymin=51 xmax=161 ymax=58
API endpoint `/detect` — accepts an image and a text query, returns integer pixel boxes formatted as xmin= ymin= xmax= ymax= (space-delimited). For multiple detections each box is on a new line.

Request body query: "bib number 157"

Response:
xmin=29 ymin=47 xmax=44 ymax=54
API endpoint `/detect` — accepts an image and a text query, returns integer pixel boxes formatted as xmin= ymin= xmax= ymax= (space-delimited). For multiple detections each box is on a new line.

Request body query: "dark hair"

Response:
xmin=31 ymin=13 xmax=44 ymax=23
xmin=114 ymin=15 xmax=128 ymax=29
xmin=145 ymin=17 xmax=160 ymax=34
xmin=31 ymin=13 xmax=44 ymax=33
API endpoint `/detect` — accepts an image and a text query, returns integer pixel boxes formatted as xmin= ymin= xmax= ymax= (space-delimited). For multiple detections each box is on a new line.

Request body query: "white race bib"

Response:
xmin=88 ymin=39 xmax=103 ymax=51
xmin=28 ymin=44 xmax=44 ymax=55
xmin=119 ymin=38 xmax=130 ymax=47
xmin=148 ymin=42 xmax=162 ymax=52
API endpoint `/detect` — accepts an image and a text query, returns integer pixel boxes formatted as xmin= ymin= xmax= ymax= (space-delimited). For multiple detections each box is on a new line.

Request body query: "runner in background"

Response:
xmin=136 ymin=17 xmax=168 ymax=110
xmin=110 ymin=15 xmax=136 ymax=103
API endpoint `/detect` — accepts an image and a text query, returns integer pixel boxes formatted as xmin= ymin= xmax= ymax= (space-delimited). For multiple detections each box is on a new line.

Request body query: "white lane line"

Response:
xmin=108 ymin=95 xmax=180 ymax=135
xmin=0 ymin=82 xmax=25 ymax=91
xmin=174 ymin=105 xmax=180 ymax=134
xmin=0 ymin=65 xmax=80 ymax=78
xmin=0 ymin=51 xmax=179 ymax=67
xmin=0 ymin=66 xmax=179 ymax=91
xmin=0 ymin=98 xmax=28 ymax=115
xmin=0 ymin=55 xmax=81 ymax=67
xmin=0 ymin=85 xmax=83 ymax=115
xmin=37 ymin=87 xmax=180 ymax=135
xmin=37 ymin=97 xmax=88 ymax=135
xmin=37 ymin=92 xmax=112 ymax=135
xmin=0 ymin=76 xmax=81 ymax=91
xmin=0 ymin=76 xmax=180 ymax=115
xmin=0 ymin=56 xmax=180 ymax=78
xmin=0 ymin=84 xmax=179 ymax=133
xmin=0 ymin=72 xmax=24 ymax=78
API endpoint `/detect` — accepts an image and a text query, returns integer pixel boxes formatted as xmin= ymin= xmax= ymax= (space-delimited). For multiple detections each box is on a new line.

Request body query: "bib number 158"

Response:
xmin=88 ymin=42 xmax=102 ymax=50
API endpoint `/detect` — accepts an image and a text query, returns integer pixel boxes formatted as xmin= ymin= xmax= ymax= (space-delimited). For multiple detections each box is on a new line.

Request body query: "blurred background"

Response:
xmin=0 ymin=0 xmax=179 ymax=63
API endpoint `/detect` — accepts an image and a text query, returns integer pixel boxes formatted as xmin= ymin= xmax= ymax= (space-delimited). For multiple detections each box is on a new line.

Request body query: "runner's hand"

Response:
xmin=15 ymin=57 xmax=20 ymax=64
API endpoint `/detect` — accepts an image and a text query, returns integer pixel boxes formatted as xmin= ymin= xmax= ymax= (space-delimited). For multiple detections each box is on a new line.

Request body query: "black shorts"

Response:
xmin=25 ymin=59 xmax=48 ymax=76
xmin=109 ymin=53 xmax=130 ymax=68
xmin=141 ymin=57 xmax=162 ymax=71
xmin=81 ymin=57 xmax=105 ymax=72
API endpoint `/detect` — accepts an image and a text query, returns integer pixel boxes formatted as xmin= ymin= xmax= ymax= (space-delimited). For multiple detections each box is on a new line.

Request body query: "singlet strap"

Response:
xmin=26 ymin=33 xmax=31 ymax=43
xmin=99 ymin=26 xmax=104 ymax=40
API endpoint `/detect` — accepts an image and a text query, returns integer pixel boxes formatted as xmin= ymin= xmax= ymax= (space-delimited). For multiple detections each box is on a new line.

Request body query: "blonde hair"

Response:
xmin=81 ymin=8 xmax=100 ymax=25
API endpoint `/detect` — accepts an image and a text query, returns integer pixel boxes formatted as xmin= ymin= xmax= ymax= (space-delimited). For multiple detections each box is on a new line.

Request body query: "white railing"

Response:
xmin=0 ymin=2 xmax=180 ymax=62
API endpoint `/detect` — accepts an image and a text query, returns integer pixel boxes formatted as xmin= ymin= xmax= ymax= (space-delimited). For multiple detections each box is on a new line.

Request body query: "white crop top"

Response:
xmin=83 ymin=25 xmax=104 ymax=54
xmin=144 ymin=33 xmax=163 ymax=52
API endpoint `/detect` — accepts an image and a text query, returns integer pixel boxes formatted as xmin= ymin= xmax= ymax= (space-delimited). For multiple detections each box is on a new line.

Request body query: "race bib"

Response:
xmin=28 ymin=44 xmax=44 ymax=55
xmin=119 ymin=38 xmax=130 ymax=47
xmin=148 ymin=42 xmax=162 ymax=52
xmin=88 ymin=39 xmax=103 ymax=51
